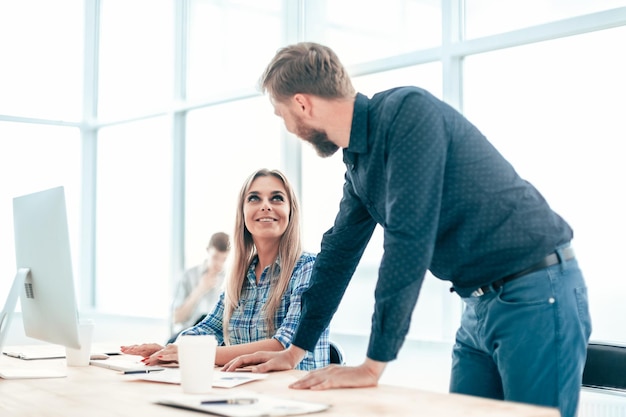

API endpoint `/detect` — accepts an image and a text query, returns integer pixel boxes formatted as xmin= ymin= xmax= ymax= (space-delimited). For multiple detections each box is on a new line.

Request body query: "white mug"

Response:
xmin=177 ymin=335 xmax=217 ymax=394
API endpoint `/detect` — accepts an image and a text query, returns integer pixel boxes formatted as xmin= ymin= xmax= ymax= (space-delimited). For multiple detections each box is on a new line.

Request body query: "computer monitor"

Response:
xmin=0 ymin=186 xmax=81 ymax=356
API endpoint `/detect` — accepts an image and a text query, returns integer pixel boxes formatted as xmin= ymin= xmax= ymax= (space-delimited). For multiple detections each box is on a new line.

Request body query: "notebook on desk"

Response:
xmin=156 ymin=393 xmax=330 ymax=417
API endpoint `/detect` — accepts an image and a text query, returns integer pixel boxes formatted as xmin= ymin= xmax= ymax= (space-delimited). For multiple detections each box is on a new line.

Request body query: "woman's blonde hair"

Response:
xmin=222 ymin=168 xmax=302 ymax=343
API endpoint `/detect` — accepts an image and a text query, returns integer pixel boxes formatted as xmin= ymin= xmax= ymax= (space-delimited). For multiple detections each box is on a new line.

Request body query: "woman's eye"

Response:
xmin=247 ymin=195 xmax=260 ymax=202
xmin=271 ymin=195 xmax=285 ymax=202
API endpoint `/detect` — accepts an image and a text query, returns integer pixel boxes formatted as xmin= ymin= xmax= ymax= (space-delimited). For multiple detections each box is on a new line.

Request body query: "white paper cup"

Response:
xmin=177 ymin=335 xmax=217 ymax=394
xmin=65 ymin=319 xmax=95 ymax=367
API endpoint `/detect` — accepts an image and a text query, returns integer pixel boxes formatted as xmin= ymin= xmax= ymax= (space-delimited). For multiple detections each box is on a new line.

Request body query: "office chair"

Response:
xmin=329 ymin=340 xmax=346 ymax=365
xmin=582 ymin=341 xmax=626 ymax=391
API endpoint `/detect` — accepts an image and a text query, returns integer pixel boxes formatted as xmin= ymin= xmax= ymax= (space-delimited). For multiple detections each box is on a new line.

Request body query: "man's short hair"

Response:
xmin=208 ymin=232 xmax=230 ymax=252
xmin=259 ymin=42 xmax=355 ymax=102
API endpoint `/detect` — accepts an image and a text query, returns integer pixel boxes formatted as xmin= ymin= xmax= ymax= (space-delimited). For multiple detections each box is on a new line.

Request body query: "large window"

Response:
xmin=184 ymin=97 xmax=282 ymax=268
xmin=0 ymin=1 xmax=83 ymax=120
xmin=1 ymin=1 xmax=625 ymax=346
xmin=464 ymin=26 xmax=626 ymax=341
xmin=98 ymin=0 xmax=174 ymax=120
xmin=464 ymin=0 xmax=626 ymax=39
xmin=0 ymin=122 xmax=81 ymax=298
xmin=186 ymin=0 xmax=282 ymax=101
xmin=304 ymin=0 xmax=442 ymax=67
xmin=95 ymin=117 xmax=172 ymax=317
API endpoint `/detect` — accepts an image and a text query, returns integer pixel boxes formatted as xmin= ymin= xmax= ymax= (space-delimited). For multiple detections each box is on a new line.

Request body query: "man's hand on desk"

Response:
xmin=222 ymin=345 xmax=305 ymax=373
xmin=222 ymin=347 xmax=387 ymax=390
xmin=289 ymin=358 xmax=386 ymax=390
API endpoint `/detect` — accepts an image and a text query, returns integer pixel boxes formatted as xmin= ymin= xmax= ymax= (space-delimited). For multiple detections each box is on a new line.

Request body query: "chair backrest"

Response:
xmin=582 ymin=341 xmax=626 ymax=391
xmin=329 ymin=340 xmax=345 ymax=365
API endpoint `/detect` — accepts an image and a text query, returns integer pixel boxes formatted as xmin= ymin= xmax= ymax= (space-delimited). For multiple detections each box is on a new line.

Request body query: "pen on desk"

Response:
xmin=122 ymin=369 xmax=165 ymax=375
xmin=201 ymin=398 xmax=258 ymax=405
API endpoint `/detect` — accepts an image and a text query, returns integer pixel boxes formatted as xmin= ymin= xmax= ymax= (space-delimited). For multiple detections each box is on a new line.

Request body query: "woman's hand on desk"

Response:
xmin=120 ymin=343 xmax=163 ymax=357
xmin=120 ymin=343 xmax=179 ymax=366
xmin=142 ymin=344 xmax=179 ymax=366
xmin=222 ymin=345 xmax=305 ymax=373
xmin=290 ymin=358 xmax=387 ymax=390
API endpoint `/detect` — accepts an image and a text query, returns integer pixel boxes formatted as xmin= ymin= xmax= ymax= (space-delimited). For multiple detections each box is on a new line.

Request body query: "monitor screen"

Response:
xmin=6 ymin=186 xmax=81 ymax=350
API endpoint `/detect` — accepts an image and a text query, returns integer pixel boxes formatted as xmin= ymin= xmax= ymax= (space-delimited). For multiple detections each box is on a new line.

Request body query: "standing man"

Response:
xmin=224 ymin=42 xmax=591 ymax=417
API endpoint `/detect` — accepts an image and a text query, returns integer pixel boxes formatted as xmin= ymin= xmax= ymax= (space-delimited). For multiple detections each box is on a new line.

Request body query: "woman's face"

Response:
xmin=243 ymin=175 xmax=290 ymax=241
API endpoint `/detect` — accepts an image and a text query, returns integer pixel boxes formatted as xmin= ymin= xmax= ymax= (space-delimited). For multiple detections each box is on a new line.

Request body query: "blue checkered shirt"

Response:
xmin=182 ymin=252 xmax=329 ymax=370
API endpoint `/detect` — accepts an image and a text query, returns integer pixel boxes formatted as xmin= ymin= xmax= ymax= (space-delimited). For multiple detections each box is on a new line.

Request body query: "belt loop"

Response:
xmin=555 ymin=243 xmax=570 ymax=272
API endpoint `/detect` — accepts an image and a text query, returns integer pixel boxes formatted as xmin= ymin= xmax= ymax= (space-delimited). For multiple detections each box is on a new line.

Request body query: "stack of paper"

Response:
xmin=135 ymin=368 xmax=268 ymax=389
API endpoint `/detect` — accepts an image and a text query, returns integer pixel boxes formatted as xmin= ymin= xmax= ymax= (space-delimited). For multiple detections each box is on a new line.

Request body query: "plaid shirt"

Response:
xmin=182 ymin=252 xmax=329 ymax=370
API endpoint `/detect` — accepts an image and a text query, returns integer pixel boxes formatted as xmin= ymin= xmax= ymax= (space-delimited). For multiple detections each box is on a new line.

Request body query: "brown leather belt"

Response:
xmin=471 ymin=246 xmax=576 ymax=297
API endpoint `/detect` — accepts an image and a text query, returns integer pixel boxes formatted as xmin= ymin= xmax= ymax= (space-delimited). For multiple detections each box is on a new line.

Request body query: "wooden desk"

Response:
xmin=0 ymin=355 xmax=559 ymax=417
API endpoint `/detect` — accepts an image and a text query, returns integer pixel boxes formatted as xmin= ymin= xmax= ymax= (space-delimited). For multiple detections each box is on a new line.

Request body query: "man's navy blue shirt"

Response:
xmin=293 ymin=87 xmax=572 ymax=362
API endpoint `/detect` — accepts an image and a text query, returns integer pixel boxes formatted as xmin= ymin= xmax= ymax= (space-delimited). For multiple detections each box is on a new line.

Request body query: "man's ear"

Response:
xmin=293 ymin=93 xmax=313 ymax=115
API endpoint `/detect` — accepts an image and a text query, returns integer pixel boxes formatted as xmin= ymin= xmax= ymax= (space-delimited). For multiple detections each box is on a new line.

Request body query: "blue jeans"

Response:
xmin=449 ymin=247 xmax=592 ymax=417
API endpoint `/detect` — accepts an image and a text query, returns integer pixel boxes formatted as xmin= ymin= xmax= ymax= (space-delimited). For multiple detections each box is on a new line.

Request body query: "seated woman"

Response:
xmin=121 ymin=168 xmax=329 ymax=370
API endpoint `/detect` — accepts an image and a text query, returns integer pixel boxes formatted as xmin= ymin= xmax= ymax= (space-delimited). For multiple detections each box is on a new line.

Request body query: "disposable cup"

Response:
xmin=177 ymin=335 xmax=217 ymax=394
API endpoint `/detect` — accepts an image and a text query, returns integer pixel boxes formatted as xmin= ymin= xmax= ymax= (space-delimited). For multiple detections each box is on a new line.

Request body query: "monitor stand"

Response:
xmin=0 ymin=268 xmax=66 ymax=379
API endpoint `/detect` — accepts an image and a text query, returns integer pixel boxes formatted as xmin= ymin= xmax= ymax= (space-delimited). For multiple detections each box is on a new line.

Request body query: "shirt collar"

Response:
xmin=247 ymin=255 xmax=282 ymax=281
xmin=343 ymin=93 xmax=368 ymax=166
xmin=346 ymin=92 xmax=369 ymax=154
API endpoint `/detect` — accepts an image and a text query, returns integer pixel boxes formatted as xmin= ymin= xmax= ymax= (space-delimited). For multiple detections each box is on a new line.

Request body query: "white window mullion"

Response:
xmin=79 ymin=0 xmax=101 ymax=310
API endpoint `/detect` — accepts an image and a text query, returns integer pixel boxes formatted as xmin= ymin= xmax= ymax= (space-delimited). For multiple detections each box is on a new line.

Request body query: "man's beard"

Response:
xmin=296 ymin=125 xmax=339 ymax=158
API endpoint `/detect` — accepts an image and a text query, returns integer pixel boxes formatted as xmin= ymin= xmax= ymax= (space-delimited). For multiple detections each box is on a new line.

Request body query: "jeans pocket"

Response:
xmin=496 ymin=272 xmax=552 ymax=306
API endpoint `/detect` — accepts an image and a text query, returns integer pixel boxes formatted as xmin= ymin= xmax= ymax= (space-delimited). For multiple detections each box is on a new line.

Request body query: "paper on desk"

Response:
xmin=156 ymin=392 xmax=329 ymax=417
xmin=134 ymin=368 xmax=268 ymax=388
xmin=0 ymin=368 xmax=67 ymax=379
xmin=4 ymin=343 xmax=122 ymax=360
xmin=90 ymin=356 xmax=165 ymax=373
xmin=3 ymin=344 xmax=69 ymax=360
